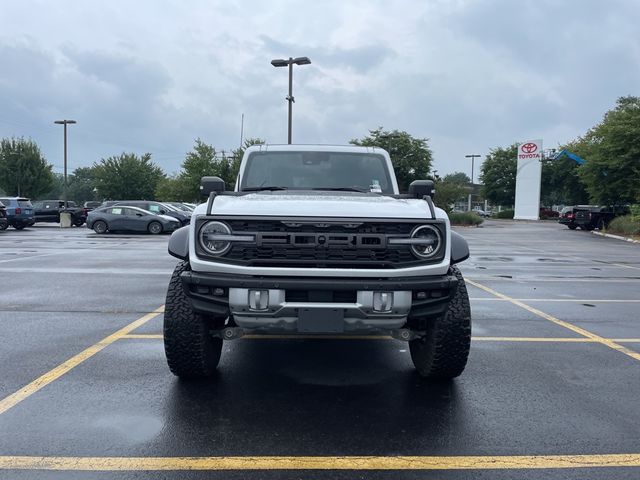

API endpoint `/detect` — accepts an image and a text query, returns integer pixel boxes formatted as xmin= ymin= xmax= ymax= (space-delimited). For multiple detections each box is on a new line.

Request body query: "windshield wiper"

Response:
xmin=311 ymin=187 xmax=369 ymax=193
xmin=242 ymin=186 xmax=288 ymax=192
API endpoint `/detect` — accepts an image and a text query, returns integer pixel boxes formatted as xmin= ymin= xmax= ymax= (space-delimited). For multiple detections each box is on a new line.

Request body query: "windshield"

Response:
xmin=240 ymin=151 xmax=393 ymax=194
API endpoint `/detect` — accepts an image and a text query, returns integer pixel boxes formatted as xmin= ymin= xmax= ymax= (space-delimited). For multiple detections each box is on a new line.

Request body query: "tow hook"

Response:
xmin=216 ymin=327 xmax=245 ymax=340
xmin=390 ymin=329 xmax=422 ymax=341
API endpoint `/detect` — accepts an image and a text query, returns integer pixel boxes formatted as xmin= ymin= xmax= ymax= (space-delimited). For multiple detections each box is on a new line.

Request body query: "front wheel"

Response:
xmin=164 ymin=261 xmax=223 ymax=379
xmin=409 ymin=266 xmax=471 ymax=380
xmin=148 ymin=221 xmax=163 ymax=235
xmin=93 ymin=220 xmax=108 ymax=234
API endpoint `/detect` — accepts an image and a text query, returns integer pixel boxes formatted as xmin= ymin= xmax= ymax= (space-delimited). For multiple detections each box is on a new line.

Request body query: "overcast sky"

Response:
xmin=1 ymin=0 xmax=639 ymax=178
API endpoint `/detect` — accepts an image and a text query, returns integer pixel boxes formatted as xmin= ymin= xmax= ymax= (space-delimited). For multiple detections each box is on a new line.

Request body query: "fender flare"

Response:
xmin=168 ymin=226 xmax=189 ymax=260
xmin=450 ymin=231 xmax=469 ymax=264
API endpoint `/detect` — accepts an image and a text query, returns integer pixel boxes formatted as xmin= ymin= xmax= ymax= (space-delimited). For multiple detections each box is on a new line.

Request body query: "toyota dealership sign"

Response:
xmin=514 ymin=139 xmax=542 ymax=220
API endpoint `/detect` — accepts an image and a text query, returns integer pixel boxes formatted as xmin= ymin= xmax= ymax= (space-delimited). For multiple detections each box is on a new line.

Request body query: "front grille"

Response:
xmin=226 ymin=219 xmax=416 ymax=235
xmin=197 ymin=217 xmax=445 ymax=269
xmin=225 ymin=244 xmax=417 ymax=268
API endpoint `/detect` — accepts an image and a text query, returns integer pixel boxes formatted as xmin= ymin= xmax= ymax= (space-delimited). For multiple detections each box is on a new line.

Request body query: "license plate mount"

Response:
xmin=298 ymin=308 xmax=344 ymax=333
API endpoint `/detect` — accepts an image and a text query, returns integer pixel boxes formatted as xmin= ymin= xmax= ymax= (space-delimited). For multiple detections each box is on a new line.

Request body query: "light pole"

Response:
xmin=465 ymin=154 xmax=481 ymax=211
xmin=54 ymin=119 xmax=77 ymax=208
xmin=271 ymin=56 xmax=311 ymax=144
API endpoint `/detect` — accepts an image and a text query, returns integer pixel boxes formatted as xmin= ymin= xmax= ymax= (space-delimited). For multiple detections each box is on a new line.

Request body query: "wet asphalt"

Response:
xmin=0 ymin=220 xmax=639 ymax=479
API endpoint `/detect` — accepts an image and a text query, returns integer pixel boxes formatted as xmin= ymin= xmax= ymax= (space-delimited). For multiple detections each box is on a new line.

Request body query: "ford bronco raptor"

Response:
xmin=164 ymin=145 xmax=471 ymax=380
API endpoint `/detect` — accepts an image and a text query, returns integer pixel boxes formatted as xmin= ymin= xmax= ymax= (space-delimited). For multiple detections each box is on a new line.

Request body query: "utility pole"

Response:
xmin=54 ymin=119 xmax=77 ymax=208
xmin=465 ymin=154 xmax=481 ymax=211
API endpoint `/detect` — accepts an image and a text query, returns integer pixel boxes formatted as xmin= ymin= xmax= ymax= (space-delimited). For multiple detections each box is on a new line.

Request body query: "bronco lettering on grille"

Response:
xmin=255 ymin=232 xmax=387 ymax=249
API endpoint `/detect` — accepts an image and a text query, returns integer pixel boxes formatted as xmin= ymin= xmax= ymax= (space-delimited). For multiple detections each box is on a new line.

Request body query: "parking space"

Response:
xmin=0 ymin=221 xmax=638 ymax=478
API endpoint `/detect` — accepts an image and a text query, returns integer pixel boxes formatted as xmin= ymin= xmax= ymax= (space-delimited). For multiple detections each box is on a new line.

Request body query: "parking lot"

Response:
xmin=0 ymin=220 xmax=639 ymax=479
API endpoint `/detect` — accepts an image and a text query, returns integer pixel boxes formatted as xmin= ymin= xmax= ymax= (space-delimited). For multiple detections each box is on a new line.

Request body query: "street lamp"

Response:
xmin=54 ymin=119 xmax=77 ymax=208
xmin=465 ymin=154 xmax=481 ymax=211
xmin=271 ymin=56 xmax=311 ymax=144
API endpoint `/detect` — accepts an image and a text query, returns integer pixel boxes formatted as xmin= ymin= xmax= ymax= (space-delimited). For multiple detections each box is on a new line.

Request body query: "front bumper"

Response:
xmin=181 ymin=271 xmax=457 ymax=333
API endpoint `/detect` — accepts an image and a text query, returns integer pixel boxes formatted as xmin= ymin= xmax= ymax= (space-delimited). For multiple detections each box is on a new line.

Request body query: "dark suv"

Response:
xmin=32 ymin=200 xmax=86 ymax=226
xmin=0 ymin=197 xmax=35 ymax=230
xmin=573 ymin=205 xmax=630 ymax=231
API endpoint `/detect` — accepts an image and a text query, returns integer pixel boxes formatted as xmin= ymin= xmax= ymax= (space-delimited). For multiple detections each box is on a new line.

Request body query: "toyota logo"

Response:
xmin=521 ymin=143 xmax=538 ymax=154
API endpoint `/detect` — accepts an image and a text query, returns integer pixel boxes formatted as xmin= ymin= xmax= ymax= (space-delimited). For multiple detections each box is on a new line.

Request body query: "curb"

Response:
xmin=591 ymin=231 xmax=640 ymax=244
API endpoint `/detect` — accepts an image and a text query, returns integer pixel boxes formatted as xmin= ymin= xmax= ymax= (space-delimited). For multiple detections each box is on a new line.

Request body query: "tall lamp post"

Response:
xmin=465 ymin=154 xmax=481 ymax=211
xmin=271 ymin=56 xmax=311 ymax=144
xmin=54 ymin=119 xmax=77 ymax=208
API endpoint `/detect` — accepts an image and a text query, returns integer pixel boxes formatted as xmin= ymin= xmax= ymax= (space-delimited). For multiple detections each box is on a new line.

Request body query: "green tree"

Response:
xmin=444 ymin=172 xmax=471 ymax=185
xmin=540 ymin=145 xmax=589 ymax=206
xmin=479 ymin=144 xmax=518 ymax=206
xmin=179 ymin=139 xmax=219 ymax=201
xmin=434 ymin=172 xmax=470 ymax=213
xmin=578 ymin=96 xmax=640 ymax=204
xmin=68 ymin=166 xmax=99 ymax=204
xmin=350 ymin=128 xmax=433 ymax=192
xmin=93 ymin=152 xmax=165 ymax=200
xmin=227 ymin=138 xmax=266 ymax=187
xmin=0 ymin=137 xmax=54 ymax=197
xmin=155 ymin=175 xmax=184 ymax=202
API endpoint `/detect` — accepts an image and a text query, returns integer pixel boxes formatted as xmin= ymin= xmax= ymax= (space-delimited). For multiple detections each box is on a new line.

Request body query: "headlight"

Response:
xmin=409 ymin=225 xmax=442 ymax=259
xmin=199 ymin=221 xmax=232 ymax=256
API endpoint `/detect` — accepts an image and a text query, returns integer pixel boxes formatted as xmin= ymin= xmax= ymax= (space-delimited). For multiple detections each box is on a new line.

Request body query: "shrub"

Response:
xmin=449 ymin=212 xmax=484 ymax=226
xmin=495 ymin=209 xmax=514 ymax=219
xmin=607 ymin=215 xmax=640 ymax=236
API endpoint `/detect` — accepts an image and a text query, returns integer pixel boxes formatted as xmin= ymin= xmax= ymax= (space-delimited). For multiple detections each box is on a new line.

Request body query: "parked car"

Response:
xmin=0 ymin=201 xmax=8 ymax=231
xmin=573 ymin=205 xmax=630 ymax=231
xmin=0 ymin=197 xmax=35 ymax=230
xmin=87 ymin=205 xmax=181 ymax=234
xmin=558 ymin=206 xmax=577 ymax=229
xmin=473 ymin=208 xmax=491 ymax=217
xmin=32 ymin=200 xmax=85 ymax=226
xmin=168 ymin=202 xmax=194 ymax=212
xmin=539 ymin=207 xmax=559 ymax=218
xmin=104 ymin=200 xmax=190 ymax=226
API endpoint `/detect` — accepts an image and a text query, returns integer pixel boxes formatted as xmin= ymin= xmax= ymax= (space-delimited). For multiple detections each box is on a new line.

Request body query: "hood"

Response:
xmin=195 ymin=191 xmax=446 ymax=220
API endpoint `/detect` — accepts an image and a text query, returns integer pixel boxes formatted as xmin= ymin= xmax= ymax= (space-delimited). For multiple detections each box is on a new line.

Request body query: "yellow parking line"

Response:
xmin=466 ymin=280 xmax=640 ymax=362
xmin=472 ymin=337 xmax=595 ymax=342
xmin=0 ymin=453 xmax=639 ymax=471
xmin=0 ymin=306 xmax=164 ymax=416
xmin=470 ymin=298 xmax=640 ymax=303
xmin=120 ymin=334 xmax=640 ymax=343
xmin=122 ymin=334 xmax=164 ymax=339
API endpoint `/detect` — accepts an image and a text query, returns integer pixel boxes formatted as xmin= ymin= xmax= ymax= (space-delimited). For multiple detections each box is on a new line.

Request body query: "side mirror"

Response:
xmin=136 ymin=213 xmax=143 ymax=217
xmin=159 ymin=209 xmax=166 ymax=215
xmin=200 ymin=176 xmax=226 ymax=197
xmin=409 ymin=180 xmax=435 ymax=200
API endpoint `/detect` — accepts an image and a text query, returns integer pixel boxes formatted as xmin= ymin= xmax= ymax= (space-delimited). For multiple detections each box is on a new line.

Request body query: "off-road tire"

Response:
xmin=148 ymin=221 xmax=163 ymax=235
xmin=409 ymin=266 xmax=471 ymax=379
xmin=163 ymin=261 xmax=223 ymax=379
xmin=93 ymin=220 xmax=107 ymax=234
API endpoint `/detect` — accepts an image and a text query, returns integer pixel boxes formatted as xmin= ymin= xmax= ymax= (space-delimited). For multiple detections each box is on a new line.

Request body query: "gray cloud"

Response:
xmin=0 ymin=0 xmax=639 ymax=178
